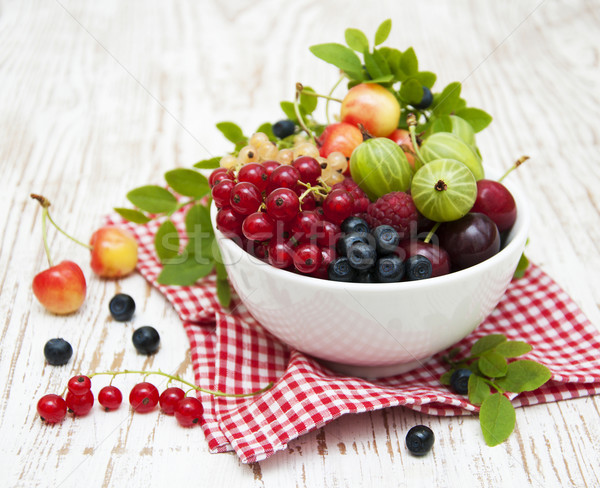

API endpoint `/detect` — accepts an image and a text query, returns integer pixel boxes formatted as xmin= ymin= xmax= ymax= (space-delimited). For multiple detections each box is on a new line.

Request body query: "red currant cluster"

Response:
xmin=37 ymin=373 xmax=204 ymax=428
xmin=210 ymin=157 xmax=369 ymax=278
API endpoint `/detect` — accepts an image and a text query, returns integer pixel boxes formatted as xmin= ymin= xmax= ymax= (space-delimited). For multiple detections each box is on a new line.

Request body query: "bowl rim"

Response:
xmin=211 ymin=176 xmax=530 ymax=291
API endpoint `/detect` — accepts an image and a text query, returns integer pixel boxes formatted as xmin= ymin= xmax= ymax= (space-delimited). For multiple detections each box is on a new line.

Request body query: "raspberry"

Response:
xmin=365 ymin=192 xmax=418 ymax=239
xmin=332 ymin=177 xmax=369 ymax=213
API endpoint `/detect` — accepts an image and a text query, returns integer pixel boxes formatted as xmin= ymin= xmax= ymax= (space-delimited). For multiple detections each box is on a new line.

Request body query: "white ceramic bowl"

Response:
xmin=211 ymin=179 xmax=529 ymax=378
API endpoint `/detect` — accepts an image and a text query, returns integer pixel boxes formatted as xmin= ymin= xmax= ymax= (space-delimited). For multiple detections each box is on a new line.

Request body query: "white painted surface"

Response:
xmin=1 ymin=1 xmax=599 ymax=487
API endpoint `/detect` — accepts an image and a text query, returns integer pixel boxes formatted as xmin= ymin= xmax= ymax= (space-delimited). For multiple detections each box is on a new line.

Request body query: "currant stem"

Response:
xmin=423 ymin=222 xmax=441 ymax=244
xmin=498 ymin=156 xmax=530 ymax=183
xmin=407 ymin=113 xmax=426 ymax=170
xmin=294 ymin=83 xmax=316 ymax=144
xmin=326 ymin=74 xmax=345 ymax=125
xmin=88 ymin=370 xmax=274 ymax=398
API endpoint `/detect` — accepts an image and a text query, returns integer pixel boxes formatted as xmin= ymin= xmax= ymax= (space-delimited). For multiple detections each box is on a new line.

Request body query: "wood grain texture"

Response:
xmin=1 ymin=0 xmax=599 ymax=486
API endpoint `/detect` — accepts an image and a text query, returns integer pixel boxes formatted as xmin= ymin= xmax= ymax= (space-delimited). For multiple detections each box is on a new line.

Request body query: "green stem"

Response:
xmin=407 ymin=113 xmax=426 ymax=171
xmin=41 ymin=209 xmax=53 ymax=267
xmin=298 ymin=90 xmax=342 ymax=104
xmin=481 ymin=377 xmax=505 ymax=394
xmin=88 ymin=369 xmax=274 ymax=398
xmin=423 ymin=222 xmax=441 ymax=244
xmin=498 ymin=156 xmax=530 ymax=183
xmin=294 ymin=83 xmax=316 ymax=144
xmin=46 ymin=211 xmax=93 ymax=250
xmin=326 ymin=74 xmax=345 ymax=125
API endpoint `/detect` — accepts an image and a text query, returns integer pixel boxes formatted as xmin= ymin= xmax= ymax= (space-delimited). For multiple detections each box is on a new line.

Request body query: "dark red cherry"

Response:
xmin=470 ymin=180 xmax=517 ymax=233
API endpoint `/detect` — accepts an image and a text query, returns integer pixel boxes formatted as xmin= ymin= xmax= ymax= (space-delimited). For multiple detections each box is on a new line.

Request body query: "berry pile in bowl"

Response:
xmin=116 ymin=20 xmax=531 ymax=377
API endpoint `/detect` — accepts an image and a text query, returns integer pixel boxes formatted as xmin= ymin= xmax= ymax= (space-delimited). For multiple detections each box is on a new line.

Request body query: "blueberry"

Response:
xmin=406 ymin=255 xmax=433 ymax=281
xmin=43 ymin=338 xmax=73 ymax=366
xmin=450 ymin=368 xmax=472 ymax=395
xmin=406 ymin=425 xmax=435 ymax=456
xmin=109 ymin=294 xmax=136 ymax=322
xmin=372 ymin=225 xmax=400 ymax=255
xmin=337 ymin=233 xmax=370 ymax=257
xmin=413 ymin=86 xmax=433 ymax=110
xmin=374 ymin=255 xmax=404 ymax=282
xmin=356 ymin=270 xmax=377 ymax=283
xmin=340 ymin=216 xmax=369 ymax=235
xmin=132 ymin=326 xmax=160 ymax=355
xmin=328 ymin=257 xmax=357 ymax=282
xmin=347 ymin=242 xmax=377 ymax=270
xmin=272 ymin=120 xmax=296 ymax=139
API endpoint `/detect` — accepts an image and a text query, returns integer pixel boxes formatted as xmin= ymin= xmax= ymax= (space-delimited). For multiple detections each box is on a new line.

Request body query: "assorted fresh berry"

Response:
xmin=43 ymin=338 xmax=73 ymax=366
xmin=98 ymin=385 xmax=123 ymax=411
xmin=132 ymin=326 xmax=161 ymax=355
xmin=406 ymin=425 xmax=435 ymax=456
xmin=109 ymin=293 xmax=136 ymax=321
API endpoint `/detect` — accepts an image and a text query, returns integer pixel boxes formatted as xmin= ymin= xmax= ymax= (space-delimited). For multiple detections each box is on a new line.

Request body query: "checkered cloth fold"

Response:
xmin=106 ymin=210 xmax=600 ymax=464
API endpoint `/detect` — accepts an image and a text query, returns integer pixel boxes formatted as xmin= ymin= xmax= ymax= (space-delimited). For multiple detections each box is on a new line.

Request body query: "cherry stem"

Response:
xmin=46 ymin=211 xmax=93 ymax=250
xmin=498 ymin=156 xmax=530 ymax=183
xmin=88 ymin=370 xmax=274 ymax=398
xmin=41 ymin=209 xmax=53 ymax=267
xmin=407 ymin=113 xmax=425 ymax=170
xmin=298 ymin=87 xmax=342 ymax=104
xmin=326 ymin=74 xmax=345 ymax=124
xmin=294 ymin=83 xmax=316 ymax=144
xmin=423 ymin=222 xmax=441 ymax=244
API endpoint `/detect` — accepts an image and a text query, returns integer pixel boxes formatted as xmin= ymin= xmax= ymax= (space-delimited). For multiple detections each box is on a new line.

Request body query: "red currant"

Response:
xmin=174 ymin=397 xmax=204 ymax=428
xmin=66 ymin=390 xmax=94 ymax=416
xmin=238 ymin=163 xmax=268 ymax=192
xmin=159 ymin=387 xmax=185 ymax=415
xmin=292 ymin=156 xmax=321 ymax=185
xmin=230 ymin=182 xmax=262 ymax=215
xmin=265 ymin=188 xmax=300 ymax=222
xmin=67 ymin=375 xmax=92 ymax=396
xmin=322 ymin=189 xmax=354 ymax=224
xmin=267 ymin=240 xmax=294 ymax=269
xmin=293 ymin=243 xmax=323 ymax=274
xmin=300 ymin=191 xmax=316 ymax=211
xmin=129 ymin=382 xmax=159 ymax=413
xmin=267 ymin=165 xmax=301 ymax=193
xmin=37 ymin=394 xmax=67 ymax=423
xmin=262 ymin=160 xmax=280 ymax=177
xmin=211 ymin=179 xmax=235 ymax=208
xmin=242 ymin=212 xmax=275 ymax=241
xmin=312 ymin=247 xmax=337 ymax=279
xmin=216 ymin=207 xmax=244 ymax=238
xmin=209 ymin=168 xmax=232 ymax=188
xmin=290 ymin=211 xmax=322 ymax=243
xmin=317 ymin=220 xmax=341 ymax=248
xmin=98 ymin=385 xmax=123 ymax=411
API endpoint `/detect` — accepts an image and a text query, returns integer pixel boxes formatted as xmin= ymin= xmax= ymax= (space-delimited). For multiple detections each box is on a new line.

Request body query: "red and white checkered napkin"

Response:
xmin=106 ymin=212 xmax=600 ymax=464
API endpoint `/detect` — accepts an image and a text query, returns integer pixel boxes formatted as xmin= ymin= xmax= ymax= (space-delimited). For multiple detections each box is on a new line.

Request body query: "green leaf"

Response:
xmin=371 ymin=49 xmax=392 ymax=75
xmin=414 ymin=71 xmax=437 ymax=89
xmin=496 ymin=360 xmax=552 ymax=393
xmin=280 ymin=101 xmax=299 ymax=122
xmin=185 ymin=203 xmax=212 ymax=235
xmin=193 ymin=157 xmax=220 ymax=170
xmin=114 ymin=207 xmax=151 ymax=224
xmin=454 ymin=107 xmax=493 ymax=133
xmin=400 ymin=47 xmax=418 ymax=76
xmin=364 ymin=75 xmax=395 ymax=84
xmin=299 ymin=86 xmax=318 ymax=115
xmin=432 ymin=82 xmax=462 ymax=117
xmin=478 ymin=351 xmax=508 ymax=378
xmin=513 ymin=252 xmax=529 ymax=279
xmin=256 ymin=122 xmax=275 ymax=141
xmin=345 ymin=28 xmax=369 ymax=52
xmin=154 ymin=219 xmax=180 ymax=264
xmin=309 ymin=43 xmax=364 ymax=79
xmin=479 ymin=393 xmax=516 ymax=447
xmin=430 ymin=115 xmax=453 ymax=134
xmin=215 ymin=259 xmax=228 ymax=281
xmin=157 ymin=259 xmax=214 ymax=286
xmin=470 ymin=334 xmax=507 ymax=357
xmin=374 ymin=19 xmax=392 ymax=45
xmin=185 ymin=204 xmax=214 ymax=259
xmin=495 ymin=341 xmax=533 ymax=358
xmin=127 ymin=185 xmax=178 ymax=214
xmin=216 ymin=279 xmax=232 ymax=307
xmin=216 ymin=121 xmax=246 ymax=145
xmin=400 ymin=78 xmax=424 ymax=105
xmin=363 ymin=50 xmax=385 ymax=80
xmin=165 ymin=169 xmax=210 ymax=198
xmin=440 ymin=371 xmax=453 ymax=386
xmin=468 ymin=374 xmax=491 ymax=406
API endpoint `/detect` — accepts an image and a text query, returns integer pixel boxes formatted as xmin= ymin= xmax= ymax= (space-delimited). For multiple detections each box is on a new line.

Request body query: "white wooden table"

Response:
xmin=1 ymin=1 xmax=599 ymax=486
